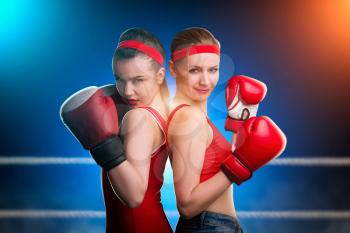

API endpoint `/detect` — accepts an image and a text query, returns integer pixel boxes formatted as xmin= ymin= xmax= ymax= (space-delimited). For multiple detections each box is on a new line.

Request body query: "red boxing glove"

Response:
xmin=60 ymin=86 xmax=126 ymax=170
xmin=221 ymin=116 xmax=286 ymax=184
xmin=225 ymin=75 xmax=267 ymax=133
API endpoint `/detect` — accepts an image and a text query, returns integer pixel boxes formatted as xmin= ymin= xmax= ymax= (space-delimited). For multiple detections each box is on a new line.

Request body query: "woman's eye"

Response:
xmin=189 ymin=68 xmax=199 ymax=74
xmin=209 ymin=68 xmax=218 ymax=73
xmin=133 ymin=79 xmax=143 ymax=84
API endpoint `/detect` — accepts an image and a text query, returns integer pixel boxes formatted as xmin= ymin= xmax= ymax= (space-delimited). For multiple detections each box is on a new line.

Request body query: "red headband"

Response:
xmin=117 ymin=40 xmax=164 ymax=65
xmin=171 ymin=45 xmax=220 ymax=62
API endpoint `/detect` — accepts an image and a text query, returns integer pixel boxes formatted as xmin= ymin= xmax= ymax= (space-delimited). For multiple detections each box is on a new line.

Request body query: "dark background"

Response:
xmin=1 ymin=0 xmax=350 ymax=232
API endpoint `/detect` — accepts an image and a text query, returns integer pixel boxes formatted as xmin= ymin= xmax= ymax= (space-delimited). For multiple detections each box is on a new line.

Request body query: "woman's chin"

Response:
xmin=193 ymin=95 xmax=209 ymax=102
xmin=195 ymin=92 xmax=211 ymax=100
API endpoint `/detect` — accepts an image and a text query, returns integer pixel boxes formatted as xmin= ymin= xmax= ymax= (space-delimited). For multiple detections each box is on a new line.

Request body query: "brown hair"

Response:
xmin=170 ymin=27 xmax=220 ymax=55
xmin=112 ymin=28 xmax=169 ymax=103
xmin=112 ymin=28 xmax=165 ymax=75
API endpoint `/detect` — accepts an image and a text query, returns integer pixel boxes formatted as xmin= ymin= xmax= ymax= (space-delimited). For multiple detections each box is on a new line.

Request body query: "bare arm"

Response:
xmin=169 ymin=107 xmax=232 ymax=218
xmin=107 ymin=108 xmax=156 ymax=208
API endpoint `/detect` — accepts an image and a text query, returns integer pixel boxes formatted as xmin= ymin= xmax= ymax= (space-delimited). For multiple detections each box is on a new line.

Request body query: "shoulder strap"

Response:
xmin=136 ymin=106 xmax=166 ymax=131
xmin=137 ymin=106 xmax=167 ymax=155
xmin=165 ymin=104 xmax=191 ymax=147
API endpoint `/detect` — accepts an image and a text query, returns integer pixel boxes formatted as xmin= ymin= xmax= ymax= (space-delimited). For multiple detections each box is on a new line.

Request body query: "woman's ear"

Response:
xmin=156 ymin=67 xmax=165 ymax=85
xmin=168 ymin=60 xmax=177 ymax=79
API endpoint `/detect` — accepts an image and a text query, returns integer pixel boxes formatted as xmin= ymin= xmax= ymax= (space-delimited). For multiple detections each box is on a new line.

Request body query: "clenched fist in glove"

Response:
xmin=60 ymin=86 xmax=126 ymax=171
xmin=225 ymin=75 xmax=267 ymax=133
xmin=220 ymin=116 xmax=286 ymax=184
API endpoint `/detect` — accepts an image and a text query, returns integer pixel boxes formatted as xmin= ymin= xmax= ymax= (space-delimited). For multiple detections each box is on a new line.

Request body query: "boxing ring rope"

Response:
xmin=1 ymin=157 xmax=350 ymax=166
xmin=1 ymin=156 xmax=349 ymax=220
xmin=1 ymin=210 xmax=350 ymax=220
xmin=0 ymin=157 xmax=94 ymax=165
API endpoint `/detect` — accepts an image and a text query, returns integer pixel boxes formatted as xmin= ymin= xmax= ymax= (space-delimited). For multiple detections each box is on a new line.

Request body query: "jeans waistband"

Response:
xmin=180 ymin=211 xmax=239 ymax=226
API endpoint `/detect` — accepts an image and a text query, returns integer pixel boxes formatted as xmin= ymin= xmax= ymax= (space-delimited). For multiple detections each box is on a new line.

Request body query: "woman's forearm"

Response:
xmin=177 ymin=171 xmax=232 ymax=218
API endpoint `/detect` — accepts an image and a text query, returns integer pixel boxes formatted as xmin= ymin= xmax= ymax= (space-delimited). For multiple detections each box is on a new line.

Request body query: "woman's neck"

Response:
xmin=173 ymin=91 xmax=207 ymax=114
xmin=149 ymin=91 xmax=168 ymax=119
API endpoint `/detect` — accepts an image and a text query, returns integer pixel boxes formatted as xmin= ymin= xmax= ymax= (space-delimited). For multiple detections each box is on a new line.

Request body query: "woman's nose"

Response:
xmin=124 ymin=82 xmax=134 ymax=97
xmin=199 ymin=72 xmax=210 ymax=86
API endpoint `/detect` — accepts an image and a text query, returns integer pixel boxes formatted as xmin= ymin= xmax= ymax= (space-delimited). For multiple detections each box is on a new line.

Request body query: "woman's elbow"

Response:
xmin=124 ymin=192 xmax=145 ymax=208
xmin=125 ymin=198 xmax=142 ymax=208
xmin=124 ymin=185 xmax=147 ymax=208
xmin=177 ymin=202 xmax=198 ymax=219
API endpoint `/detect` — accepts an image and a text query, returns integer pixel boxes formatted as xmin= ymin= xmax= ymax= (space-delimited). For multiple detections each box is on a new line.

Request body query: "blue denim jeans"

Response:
xmin=175 ymin=211 xmax=243 ymax=233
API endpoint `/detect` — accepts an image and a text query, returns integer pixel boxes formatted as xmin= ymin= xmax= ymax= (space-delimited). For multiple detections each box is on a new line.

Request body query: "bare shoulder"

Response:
xmin=121 ymin=108 xmax=153 ymax=134
xmin=174 ymin=105 xmax=206 ymax=123
xmin=168 ymin=106 xmax=207 ymax=139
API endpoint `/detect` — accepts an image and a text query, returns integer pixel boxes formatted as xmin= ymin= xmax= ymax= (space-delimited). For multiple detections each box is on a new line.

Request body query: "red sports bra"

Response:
xmin=165 ymin=104 xmax=232 ymax=182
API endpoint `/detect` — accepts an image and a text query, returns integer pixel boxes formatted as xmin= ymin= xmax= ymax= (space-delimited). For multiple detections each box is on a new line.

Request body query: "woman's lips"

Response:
xmin=194 ymin=88 xmax=210 ymax=94
xmin=126 ymin=99 xmax=139 ymax=105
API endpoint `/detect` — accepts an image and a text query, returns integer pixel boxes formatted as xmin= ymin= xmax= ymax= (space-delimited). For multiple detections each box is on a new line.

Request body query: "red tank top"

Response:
xmin=165 ymin=104 xmax=232 ymax=183
xmin=102 ymin=106 xmax=173 ymax=233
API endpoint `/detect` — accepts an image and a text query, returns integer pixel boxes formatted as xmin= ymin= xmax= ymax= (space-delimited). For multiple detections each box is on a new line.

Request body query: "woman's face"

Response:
xmin=114 ymin=55 xmax=164 ymax=107
xmin=171 ymin=52 xmax=220 ymax=102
